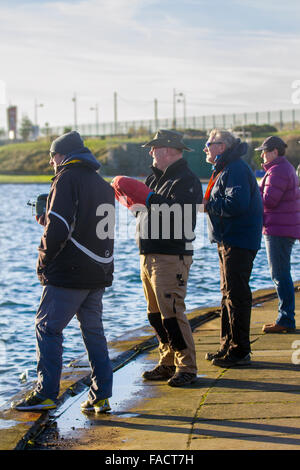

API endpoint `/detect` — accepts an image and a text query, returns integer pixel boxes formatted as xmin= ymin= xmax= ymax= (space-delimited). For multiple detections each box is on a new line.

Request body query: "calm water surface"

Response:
xmin=0 ymin=183 xmax=299 ymax=406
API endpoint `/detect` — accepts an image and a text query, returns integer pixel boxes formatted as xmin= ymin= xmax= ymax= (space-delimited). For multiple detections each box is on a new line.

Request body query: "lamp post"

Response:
xmin=90 ymin=104 xmax=99 ymax=136
xmin=34 ymin=100 xmax=44 ymax=127
xmin=114 ymin=92 xmax=118 ymax=135
xmin=34 ymin=100 xmax=44 ymax=138
xmin=72 ymin=93 xmax=78 ymax=130
xmin=154 ymin=98 xmax=158 ymax=131
xmin=173 ymin=90 xmax=186 ymax=130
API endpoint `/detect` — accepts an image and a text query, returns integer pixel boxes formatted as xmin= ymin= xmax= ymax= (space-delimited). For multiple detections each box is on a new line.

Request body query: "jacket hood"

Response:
xmin=61 ymin=147 xmax=101 ymax=171
xmin=214 ymin=139 xmax=248 ymax=174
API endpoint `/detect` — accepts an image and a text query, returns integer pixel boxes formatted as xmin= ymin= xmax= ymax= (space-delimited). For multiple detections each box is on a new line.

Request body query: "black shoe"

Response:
xmin=142 ymin=365 xmax=176 ymax=380
xmin=205 ymin=349 xmax=227 ymax=361
xmin=167 ymin=372 xmax=197 ymax=387
xmin=212 ymin=353 xmax=251 ymax=368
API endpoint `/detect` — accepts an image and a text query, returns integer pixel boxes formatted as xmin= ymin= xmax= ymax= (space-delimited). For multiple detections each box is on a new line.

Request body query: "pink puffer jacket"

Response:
xmin=260 ymin=156 xmax=300 ymax=238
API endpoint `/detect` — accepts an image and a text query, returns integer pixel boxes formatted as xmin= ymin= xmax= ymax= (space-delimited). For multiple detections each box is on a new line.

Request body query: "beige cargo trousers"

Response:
xmin=140 ymin=253 xmax=197 ymax=374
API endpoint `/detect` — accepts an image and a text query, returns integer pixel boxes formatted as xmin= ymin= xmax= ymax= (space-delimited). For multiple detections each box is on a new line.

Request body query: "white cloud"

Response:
xmin=231 ymin=0 xmax=299 ymax=12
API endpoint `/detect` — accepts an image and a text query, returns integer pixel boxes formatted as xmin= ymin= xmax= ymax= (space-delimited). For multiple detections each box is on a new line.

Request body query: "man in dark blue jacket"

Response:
xmin=203 ymin=129 xmax=262 ymax=367
xmin=13 ymin=131 xmax=115 ymax=412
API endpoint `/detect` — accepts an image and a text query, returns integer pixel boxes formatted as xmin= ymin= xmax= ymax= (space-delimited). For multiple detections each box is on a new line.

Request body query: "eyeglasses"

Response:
xmin=205 ymin=141 xmax=223 ymax=148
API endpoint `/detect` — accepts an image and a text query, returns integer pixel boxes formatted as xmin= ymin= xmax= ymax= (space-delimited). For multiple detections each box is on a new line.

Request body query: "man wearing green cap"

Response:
xmin=137 ymin=130 xmax=203 ymax=386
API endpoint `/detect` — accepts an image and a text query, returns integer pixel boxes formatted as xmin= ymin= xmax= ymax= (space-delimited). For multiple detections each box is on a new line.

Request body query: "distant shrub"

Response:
xmin=233 ymin=124 xmax=278 ymax=136
xmin=183 ymin=129 xmax=207 ymax=137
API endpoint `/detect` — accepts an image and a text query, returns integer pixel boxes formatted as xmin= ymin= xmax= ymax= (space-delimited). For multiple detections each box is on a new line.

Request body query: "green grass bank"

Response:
xmin=0 ymin=129 xmax=299 ymax=183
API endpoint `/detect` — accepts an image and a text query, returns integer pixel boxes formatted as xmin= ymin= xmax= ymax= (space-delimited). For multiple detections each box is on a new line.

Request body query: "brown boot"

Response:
xmin=262 ymin=323 xmax=295 ymax=333
xmin=142 ymin=365 xmax=176 ymax=380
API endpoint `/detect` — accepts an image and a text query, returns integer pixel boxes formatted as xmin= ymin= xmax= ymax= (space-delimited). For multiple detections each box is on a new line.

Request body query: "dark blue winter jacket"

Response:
xmin=206 ymin=140 xmax=263 ymax=251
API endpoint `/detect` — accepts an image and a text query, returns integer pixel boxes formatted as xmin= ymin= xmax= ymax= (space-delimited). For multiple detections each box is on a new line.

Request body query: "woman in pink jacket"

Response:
xmin=256 ymin=136 xmax=300 ymax=333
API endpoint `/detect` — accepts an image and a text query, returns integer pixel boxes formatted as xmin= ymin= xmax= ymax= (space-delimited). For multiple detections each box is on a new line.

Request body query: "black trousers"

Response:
xmin=217 ymin=243 xmax=257 ymax=358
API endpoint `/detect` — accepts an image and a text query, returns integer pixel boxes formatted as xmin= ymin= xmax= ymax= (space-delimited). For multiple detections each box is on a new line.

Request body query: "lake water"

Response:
xmin=0 ymin=183 xmax=299 ymax=407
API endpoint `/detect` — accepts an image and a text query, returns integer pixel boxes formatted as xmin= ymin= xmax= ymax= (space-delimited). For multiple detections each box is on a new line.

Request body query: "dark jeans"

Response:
xmin=35 ymin=285 xmax=113 ymax=401
xmin=264 ymin=235 xmax=296 ymax=329
xmin=217 ymin=243 xmax=257 ymax=358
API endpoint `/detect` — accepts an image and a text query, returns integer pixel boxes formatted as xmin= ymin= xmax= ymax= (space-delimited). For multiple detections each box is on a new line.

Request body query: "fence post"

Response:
xmin=212 ymin=115 xmax=216 ymax=128
xmin=292 ymin=109 xmax=295 ymax=129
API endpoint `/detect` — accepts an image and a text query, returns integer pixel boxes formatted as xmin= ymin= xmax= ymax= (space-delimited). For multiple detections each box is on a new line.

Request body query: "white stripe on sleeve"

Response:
xmin=48 ymin=210 xmax=70 ymax=231
xmin=70 ymin=237 xmax=113 ymax=264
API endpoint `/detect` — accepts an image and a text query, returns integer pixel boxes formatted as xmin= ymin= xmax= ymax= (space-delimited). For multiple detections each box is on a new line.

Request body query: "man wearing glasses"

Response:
xmin=203 ymin=129 xmax=263 ymax=367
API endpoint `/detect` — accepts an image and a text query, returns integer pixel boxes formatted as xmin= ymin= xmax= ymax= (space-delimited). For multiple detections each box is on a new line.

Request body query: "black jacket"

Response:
xmin=37 ymin=149 xmax=115 ymax=289
xmin=138 ymin=158 xmax=203 ymax=255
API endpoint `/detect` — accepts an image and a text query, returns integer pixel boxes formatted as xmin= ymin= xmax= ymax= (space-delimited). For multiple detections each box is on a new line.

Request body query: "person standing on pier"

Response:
xmin=112 ymin=130 xmax=203 ymax=386
xmin=203 ymin=129 xmax=263 ymax=367
xmin=256 ymin=136 xmax=300 ymax=333
xmin=13 ymin=131 xmax=115 ymax=412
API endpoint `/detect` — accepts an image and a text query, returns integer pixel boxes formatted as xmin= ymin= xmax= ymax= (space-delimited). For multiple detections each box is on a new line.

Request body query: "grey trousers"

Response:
xmin=35 ymin=285 xmax=112 ymax=402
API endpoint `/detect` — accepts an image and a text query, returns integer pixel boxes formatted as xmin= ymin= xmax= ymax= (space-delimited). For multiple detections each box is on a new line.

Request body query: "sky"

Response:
xmin=0 ymin=0 xmax=300 ymax=130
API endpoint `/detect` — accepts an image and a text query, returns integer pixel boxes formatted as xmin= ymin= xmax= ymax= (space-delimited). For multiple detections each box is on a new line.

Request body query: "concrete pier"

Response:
xmin=0 ymin=284 xmax=299 ymax=451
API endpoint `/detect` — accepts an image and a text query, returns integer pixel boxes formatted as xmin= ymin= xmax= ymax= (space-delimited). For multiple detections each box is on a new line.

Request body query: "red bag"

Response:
xmin=111 ymin=176 xmax=153 ymax=209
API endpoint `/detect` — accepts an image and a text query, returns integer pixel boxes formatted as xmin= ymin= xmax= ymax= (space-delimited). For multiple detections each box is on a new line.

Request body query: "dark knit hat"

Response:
xmin=50 ymin=131 xmax=84 ymax=155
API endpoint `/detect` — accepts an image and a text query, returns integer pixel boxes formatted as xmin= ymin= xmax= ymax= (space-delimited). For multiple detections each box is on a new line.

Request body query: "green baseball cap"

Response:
xmin=142 ymin=129 xmax=193 ymax=152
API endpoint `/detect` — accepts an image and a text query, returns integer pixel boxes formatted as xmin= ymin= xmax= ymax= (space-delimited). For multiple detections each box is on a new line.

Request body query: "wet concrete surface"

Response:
xmin=52 ymin=356 xmax=211 ymax=443
xmin=1 ymin=285 xmax=300 ymax=451
xmin=36 ymin=285 xmax=300 ymax=451
xmin=53 ymin=355 xmax=154 ymax=440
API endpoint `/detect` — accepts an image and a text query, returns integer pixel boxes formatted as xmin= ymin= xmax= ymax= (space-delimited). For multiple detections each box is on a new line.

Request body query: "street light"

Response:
xmin=173 ymin=90 xmax=186 ymax=130
xmin=154 ymin=98 xmax=158 ymax=131
xmin=34 ymin=100 xmax=44 ymax=127
xmin=90 ymin=104 xmax=99 ymax=136
xmin=72 ymin=93 xmax=77 ymax=130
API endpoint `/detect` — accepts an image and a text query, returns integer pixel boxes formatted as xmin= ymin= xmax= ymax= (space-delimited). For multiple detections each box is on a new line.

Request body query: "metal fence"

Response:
xmin=1 ymin=107 xmax=300 ymax=142
xmin=45 ymin=108 xmax=300 ymax=138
